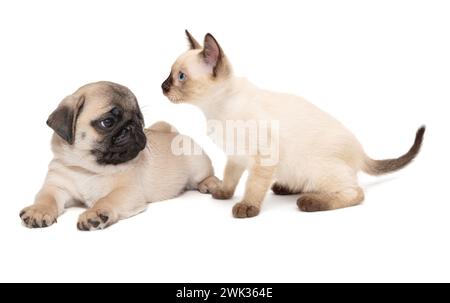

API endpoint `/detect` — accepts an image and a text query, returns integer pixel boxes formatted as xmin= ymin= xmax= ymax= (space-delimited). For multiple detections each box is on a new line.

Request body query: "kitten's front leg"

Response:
xmin=232 ymin=161 xmax=275 ymax=218
xmin=77 ymin=189 xmax=146 ymax=231
xmin=212 ymin=160 xmax=245 ymax=200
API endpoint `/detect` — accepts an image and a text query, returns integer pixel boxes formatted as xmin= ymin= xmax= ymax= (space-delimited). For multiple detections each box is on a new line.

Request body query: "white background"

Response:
xmin=0 ymin=0 xmax=449 ymax=282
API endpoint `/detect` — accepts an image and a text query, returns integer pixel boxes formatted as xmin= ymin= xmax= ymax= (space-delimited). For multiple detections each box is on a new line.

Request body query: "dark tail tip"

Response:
xmin=410 ymin=125 xmax=426 ymax=157
xmin=364 ymin=125 xmax=425 ymax=175
xmin=407 ymin=125 xmax=426 ymax=157
xmin=416 ymin=125 xmax=426 ymax=142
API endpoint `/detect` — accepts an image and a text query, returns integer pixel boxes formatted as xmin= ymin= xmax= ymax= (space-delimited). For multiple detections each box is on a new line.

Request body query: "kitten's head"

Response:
xmin=161 ymin=31 xmax=232 ymax=103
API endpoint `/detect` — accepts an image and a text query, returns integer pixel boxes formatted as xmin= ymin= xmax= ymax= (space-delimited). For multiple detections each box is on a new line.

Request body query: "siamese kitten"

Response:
xmin=161 ymin=30 xmax=425 ymax=218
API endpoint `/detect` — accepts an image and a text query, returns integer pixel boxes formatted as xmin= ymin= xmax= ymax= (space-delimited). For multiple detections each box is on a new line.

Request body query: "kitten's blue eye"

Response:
xmin=178 ymin=72 xmax=186 ymax=81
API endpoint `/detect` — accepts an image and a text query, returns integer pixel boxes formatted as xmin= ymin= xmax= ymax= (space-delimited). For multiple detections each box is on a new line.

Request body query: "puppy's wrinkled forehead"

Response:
xmin=75 ymin=81 xmax=139 ymax=114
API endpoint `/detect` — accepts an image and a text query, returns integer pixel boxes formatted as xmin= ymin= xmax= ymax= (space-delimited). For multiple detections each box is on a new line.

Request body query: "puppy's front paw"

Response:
xmin=232 ymin=202 xmax=260 ymax=218
xmin=77 ymin=208 xmax=116 ymax=231
xmin=20 ymin=205 xmax=57 ymax=228
xmin=198 ymin=176 xmax=221 ymax=194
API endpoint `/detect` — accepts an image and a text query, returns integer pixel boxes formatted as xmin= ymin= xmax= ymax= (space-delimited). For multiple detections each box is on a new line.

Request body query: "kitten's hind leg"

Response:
xmin=271 ymin=182 xmax=302 ymax=195
xmin=297 ymin=186 xmax=364 ymax=212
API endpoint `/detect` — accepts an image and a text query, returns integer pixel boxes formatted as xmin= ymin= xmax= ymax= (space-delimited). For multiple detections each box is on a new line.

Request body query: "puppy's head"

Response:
xmin=161 ymin=30 xmax=232 ymax=103
xmin=47 ymin=81 xmax=147 ymax=165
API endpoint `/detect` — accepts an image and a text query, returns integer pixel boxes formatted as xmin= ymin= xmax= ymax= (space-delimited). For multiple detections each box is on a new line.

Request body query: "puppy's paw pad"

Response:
xmin=232 ymin=202 xmax=260 ymax=218
xmin=99 ymin=213 xmax=109 ymax=223
xmin=77 ymin=209 xmax=114 ymax=231
xmin=297 ymin=196 xmax=326 ymax=212
xmin=20 ymin=205 xmax=57 ymax=228
xmin=198 ymin=176 xmax=222 ymax=194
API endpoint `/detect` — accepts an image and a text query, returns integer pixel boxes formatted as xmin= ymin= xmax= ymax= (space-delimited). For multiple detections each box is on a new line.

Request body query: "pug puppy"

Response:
xmin=19 ymin=81 xmax=220 ymax=230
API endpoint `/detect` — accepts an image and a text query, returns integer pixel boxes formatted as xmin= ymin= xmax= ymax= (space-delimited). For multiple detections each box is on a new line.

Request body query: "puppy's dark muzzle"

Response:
xmin=161 ymin=73 xmax=173 ymax=94
xmin=113 ymin=125 xmax=132 ymax=147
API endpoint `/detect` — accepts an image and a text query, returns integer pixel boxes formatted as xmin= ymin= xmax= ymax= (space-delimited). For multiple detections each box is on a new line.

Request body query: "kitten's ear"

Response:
xmin=185 ymin=30 xmax=201 ymax=50
xmin=46 ymin=95 xmax=85 ymax=144
xmin=201 ymin=33 xmax=225 ymax=77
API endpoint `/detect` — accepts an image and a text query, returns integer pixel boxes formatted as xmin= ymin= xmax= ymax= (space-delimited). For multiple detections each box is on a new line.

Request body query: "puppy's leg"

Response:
xmin=212 ymin=160 xmax=246 ymax=200
xmin=232 ymin=162 xmax=275 ymax=218
xmin=20 ymin=186 xmax=69 ymax=228
xmin=77 ymin=190 xmax=146 ymax=231
xmin=297 ymin=187 xmax=364 ymax=212
xmin=271 ymin=182 xmax=302 ymax=195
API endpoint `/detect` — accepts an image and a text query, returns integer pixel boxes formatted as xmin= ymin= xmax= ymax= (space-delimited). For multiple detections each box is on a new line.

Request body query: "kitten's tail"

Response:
xmin=362 ymin=126 xmax=425 ymax=176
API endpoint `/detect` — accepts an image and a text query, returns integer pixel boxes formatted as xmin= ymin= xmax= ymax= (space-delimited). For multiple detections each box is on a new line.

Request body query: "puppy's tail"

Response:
xmin=362 ymin=126 xmax=425 ymax=176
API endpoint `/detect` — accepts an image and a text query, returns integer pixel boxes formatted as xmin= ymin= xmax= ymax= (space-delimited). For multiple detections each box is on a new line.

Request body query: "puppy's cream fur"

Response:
xmin=162 ymin=32 xmax=425 ymax=218
xmin=20 ymin=82 xmax=219 ymax=230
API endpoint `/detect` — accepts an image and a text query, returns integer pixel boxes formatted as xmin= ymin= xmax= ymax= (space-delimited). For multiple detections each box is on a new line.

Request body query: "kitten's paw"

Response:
xmin=297 ymin=195 xmax=327 ymax=212
xmin=212 ymin=188 xmax=234 ymax=200
xmin=77 ymin=208 xmax=116 ymax=231
xmin=198 ymin=176 xmax=221 ymax=194
xmin=20 ymin=205 xmax=57 ymax=228
xmin=271 ymin=183 xmax=301 ymax=195
xmin=232 ymin=202 xmax=260 ymax=218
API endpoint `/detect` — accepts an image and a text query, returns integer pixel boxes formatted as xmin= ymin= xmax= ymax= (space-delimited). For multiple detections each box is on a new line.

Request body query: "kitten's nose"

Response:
xmin=161 ymin=73 xmax=173 ymax=94
xmin=161 ymin=81 xmax=170 ymax=93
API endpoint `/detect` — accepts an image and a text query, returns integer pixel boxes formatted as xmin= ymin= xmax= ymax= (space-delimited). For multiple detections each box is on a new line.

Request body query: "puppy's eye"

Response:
xmin=99 ymin=118 xmax=115 ymax=129
xmin=178 ymin=72 xmax=186 ymax=82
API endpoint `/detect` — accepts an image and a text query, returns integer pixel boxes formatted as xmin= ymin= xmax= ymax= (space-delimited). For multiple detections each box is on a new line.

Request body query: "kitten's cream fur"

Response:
xmin=162 ymin=31 xmax=425 ymax=218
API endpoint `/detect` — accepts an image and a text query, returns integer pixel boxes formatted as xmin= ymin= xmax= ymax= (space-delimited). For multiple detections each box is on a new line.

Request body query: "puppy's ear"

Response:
xmin=185 ymin=30 xmax=201 ymax=50
xmin=201 ymin=33 xmax=225 ymax=77
xmin=46 ymin=95 xmax=85 ymax=144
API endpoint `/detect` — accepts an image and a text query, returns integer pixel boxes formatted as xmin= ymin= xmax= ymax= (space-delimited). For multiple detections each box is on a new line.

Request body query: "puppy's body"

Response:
xmin=162 ymin=31 xmax=425 ymax=217
xmin=47 ymin=124 xmax=213 ymax=209
xmin=20 ymin=82 xmax=219 ymax=230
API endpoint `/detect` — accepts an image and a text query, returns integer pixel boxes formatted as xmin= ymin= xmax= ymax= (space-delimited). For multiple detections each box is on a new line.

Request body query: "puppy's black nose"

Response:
xmin=114 ymin=125 xmax=132 ymax=146
xmin=162 ymin=73 xmax=173 ymax=94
